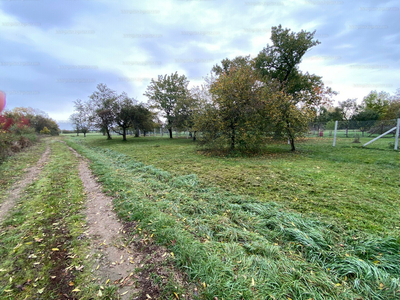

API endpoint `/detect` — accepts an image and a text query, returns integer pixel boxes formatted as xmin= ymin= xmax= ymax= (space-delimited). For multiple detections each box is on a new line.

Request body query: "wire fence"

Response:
xmin=307 ymin=118 xmax=400 ymax=149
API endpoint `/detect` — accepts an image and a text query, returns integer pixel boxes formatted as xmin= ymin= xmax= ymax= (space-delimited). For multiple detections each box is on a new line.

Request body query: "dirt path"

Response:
xmin=74 ymin=152 xmax=141 ymax=299
xmin=66 ymin=144 xmax=195 ymax=300
xmin=0 ymin=144 xmax=51 ymax=223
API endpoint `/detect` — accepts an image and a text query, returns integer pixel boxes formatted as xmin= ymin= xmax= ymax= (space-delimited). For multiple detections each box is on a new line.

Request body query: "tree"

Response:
xmin=326 ymin=120 xmax=336 ymax=136
xmin=69 ymin=112 xmax=82 ymax=136
xmin=7 ymin=107 xmax=60 ymax=135
xmin=89 ymin=84 xmax=118 ymax=139
xmin=189 ymin=75 xmax=216 ymax=141
xmin=130 ymin=104 xmax=154 ymax=137
xmin=144 ymin=72 xmax=190 ymax=138
xmin=112 ymin=92 xmax=138 ymax=141
xmin=254 ymin=25 xmax=335 ymax=151
xmin=384 ymin=90 xmax=400 ymax=120
xmin=351 ymin=109 xmax=379 ymax=136
xmin=40 ymin=126 xmax=51 ymax=135
xmin=69 ymin=99 xmax=93 ymax=137
xmin=338 ymin=99 xmax=358 ymax=137
xmin=195 ymin=60 xmax=268 ymax=152
xmin=362 ymin=90 xmax=390 ymax=119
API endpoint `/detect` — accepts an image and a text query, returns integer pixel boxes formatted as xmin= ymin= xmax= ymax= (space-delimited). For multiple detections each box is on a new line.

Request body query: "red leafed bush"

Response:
xmin=0 ymin=115 xmax=30 ymax=132
xmin=0 ymin=115 xmax=14 ymax=131
xmin=0 ymin=113 xmax=36 ymax=162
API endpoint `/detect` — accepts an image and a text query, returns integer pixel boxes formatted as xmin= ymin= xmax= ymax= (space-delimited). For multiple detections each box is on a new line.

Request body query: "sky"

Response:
xmin=1 ymin=0 xmax=399 ymax=129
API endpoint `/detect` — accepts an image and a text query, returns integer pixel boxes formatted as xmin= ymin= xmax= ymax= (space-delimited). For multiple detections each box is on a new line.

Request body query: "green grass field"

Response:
xmin=62 ymin=134 xmax=399 ymax=299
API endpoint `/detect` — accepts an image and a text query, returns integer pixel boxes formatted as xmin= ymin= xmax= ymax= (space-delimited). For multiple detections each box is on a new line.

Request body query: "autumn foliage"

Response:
xmin=195 ymin=25 xmax=335 ymax=153
xmin=0 ymin=107 xmax=59 ymax=161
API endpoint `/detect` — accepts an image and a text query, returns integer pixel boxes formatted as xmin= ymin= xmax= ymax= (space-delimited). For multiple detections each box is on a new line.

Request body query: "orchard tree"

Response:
xmin=144 ymin=72 xmax=190 ymax=138
xmin=338 ymin=98 xmax=358 ymax=137
xmin=69 ymin=112 xmax=82 ymax=136
xmin=113 ymin=92 xmax=138 ymax=141
xmin=255 ymin=25 xmax=335 ymax=151
xmin=130 ymin=104 xmax=154 ymax=137
xmin=351 ymin=109 xmax=379 ymax=136
xmin=189 ymin=77 xmax=216 ymax=141
xmin=362 ymin=90 xmax=390 ymax=118
xmin=383 ymin=89 xmax=400 ymax=120
xmin=196 ymin=59 xmax=268 ymax=151
xmin=89 ymin=83 xmax=118 ymax=139
xmin=70 ymin=99 xmax=93 ymax=137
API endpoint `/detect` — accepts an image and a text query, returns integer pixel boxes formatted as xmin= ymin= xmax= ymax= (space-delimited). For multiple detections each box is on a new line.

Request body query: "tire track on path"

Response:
xmin=69 ymin=146 xmax=142 ymax=299
xmin=0 ymin=143 xmax=51 ymax=223
xmin=67 ymin=143 xmax=196 ymax=300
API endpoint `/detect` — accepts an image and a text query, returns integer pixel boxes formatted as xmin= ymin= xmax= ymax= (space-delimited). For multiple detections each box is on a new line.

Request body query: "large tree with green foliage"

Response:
xmin=144 ymin=72 xmax=190 ymax=138
xmin=195 ymin=58 xmax=269 ymax=152
xmin=362 ymin=90 xmax=391 ymax=119
xmin=130 ymin=104 xmax=154 ymax=137
xmin=255 ymin=25 xmax=335 ymax=151
xmin=351 ymin=109 xmax=380 ymax=136
xmin=112 ymin=92 xmax=138 ymax=141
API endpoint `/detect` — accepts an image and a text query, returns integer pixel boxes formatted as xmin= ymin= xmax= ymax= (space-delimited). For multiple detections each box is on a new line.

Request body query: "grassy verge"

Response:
xmin=66 ymin=136 xmax=400 ymax=300
xmin=0 ymin=140 xmax=109 ymax=299
xmin=0 ymin=137 xmax=46 ymax=205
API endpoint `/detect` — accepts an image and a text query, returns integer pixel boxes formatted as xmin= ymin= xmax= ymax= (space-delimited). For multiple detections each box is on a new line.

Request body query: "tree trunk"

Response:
xmin=286 ymin=121 xmax=295 ymax=151
xmin=290 ymin=137 xmax=295 ymax=151
xmin=345 ymin=127 xmax=348 ymax=137
xmin=106 ymin=128 xmax=112 ymax=140
xmin=193 ymin=131 xmax=196 ymax=142
xmin=231 ymin=127 xmax=235 ymax=150
xmin=123 ymin=128 xmax=127 ymax=141
xmin=169 ymin=128 xmax=173 ymax=139
xmin=84 ymin=132 xmax=86 ymax=138
xmin=135 ymin=128 xmax=139 ymax=137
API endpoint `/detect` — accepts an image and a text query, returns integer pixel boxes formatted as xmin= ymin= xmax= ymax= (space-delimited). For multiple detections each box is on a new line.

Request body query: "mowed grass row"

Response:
xmin=77 ymin=134 xmax=400 ymax=236
xmin=67 ymin=136 xmax=400 ymax=300
xmin=0 ymin=140 xmax=110 ymax=299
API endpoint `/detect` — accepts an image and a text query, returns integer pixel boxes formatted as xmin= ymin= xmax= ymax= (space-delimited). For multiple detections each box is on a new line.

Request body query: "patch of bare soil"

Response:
xmin=0 ymin=144 xmax=51 ymax=223
xmin=69 ymin=146 xmax=196 ymax=300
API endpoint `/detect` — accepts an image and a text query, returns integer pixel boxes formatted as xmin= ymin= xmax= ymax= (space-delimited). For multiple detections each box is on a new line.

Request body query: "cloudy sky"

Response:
xmin=1 ymin=0 xmax=399 ymax=128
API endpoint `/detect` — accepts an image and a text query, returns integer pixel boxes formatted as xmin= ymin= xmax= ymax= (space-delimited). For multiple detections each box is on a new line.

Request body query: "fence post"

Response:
xmin=333 ymin=121 xmax=338 ymax=147
xmin=395 ymin=118 xmax=400 ymax=150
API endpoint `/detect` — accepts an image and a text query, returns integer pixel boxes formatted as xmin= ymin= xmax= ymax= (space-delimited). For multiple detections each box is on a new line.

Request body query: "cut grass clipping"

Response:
xmin=0 ymin=141 xmax=113 ymax=299
xmin=67 ymin=138 xmax=400 ymax=300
